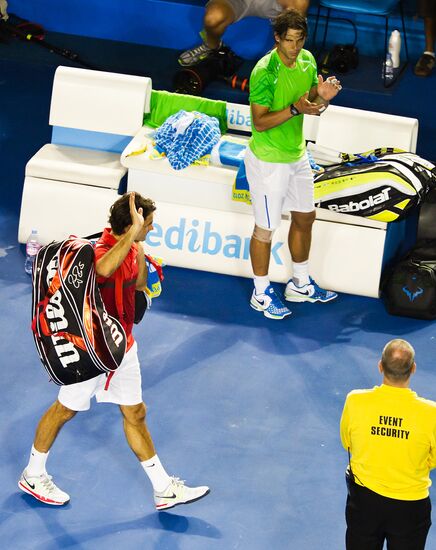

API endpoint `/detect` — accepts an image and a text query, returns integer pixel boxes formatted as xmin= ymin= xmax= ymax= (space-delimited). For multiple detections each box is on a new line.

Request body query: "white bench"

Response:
xmin=18 ymin=66 xmax=151 ymax=244
xmin=18 ymin=66 xmax=419 ymax=298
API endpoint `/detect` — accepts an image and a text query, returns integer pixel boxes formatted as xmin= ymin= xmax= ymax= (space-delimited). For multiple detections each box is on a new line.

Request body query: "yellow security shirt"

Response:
xmin=340 ymin=384 xmax=436 ymax=500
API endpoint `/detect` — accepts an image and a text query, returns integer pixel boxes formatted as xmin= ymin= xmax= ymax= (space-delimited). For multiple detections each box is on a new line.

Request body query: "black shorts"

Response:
xmin=345 ymin=481 xmax=432 ymax=550
xmin=417 ymin=0 xmax=436 ymax=18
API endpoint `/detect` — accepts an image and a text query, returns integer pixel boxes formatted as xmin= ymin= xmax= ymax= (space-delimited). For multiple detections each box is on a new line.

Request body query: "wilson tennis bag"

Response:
xmin=32 ymin=237 xmax=127 ymax=385
xmin=382 ymin=241 xmax=436 ymax=320
xmin=314 ymin=150 xmax=436 ymax=222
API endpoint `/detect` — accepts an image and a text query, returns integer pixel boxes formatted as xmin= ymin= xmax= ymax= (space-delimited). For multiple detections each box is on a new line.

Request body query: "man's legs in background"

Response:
xmin=179 ymin=0 xmax=236 ymax=66
xmin=415 ymin=0 xmax=436 ymax=77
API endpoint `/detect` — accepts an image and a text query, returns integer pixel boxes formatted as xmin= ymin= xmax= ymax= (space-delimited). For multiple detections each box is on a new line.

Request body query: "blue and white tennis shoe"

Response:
xmin=285 ymin=277 xmax=338 ymax=303
xmin=250 ymin=285 xmax=292 ymax=320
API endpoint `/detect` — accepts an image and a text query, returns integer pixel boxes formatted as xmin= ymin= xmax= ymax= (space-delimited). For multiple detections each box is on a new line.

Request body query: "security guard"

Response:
xmin=340 ymin=339 xmax=436 ymax=549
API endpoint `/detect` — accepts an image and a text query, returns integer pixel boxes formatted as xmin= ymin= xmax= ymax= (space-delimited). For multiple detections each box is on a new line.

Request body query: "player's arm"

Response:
xmin=135 ymin=242 xmax=148 ymax=291
xmin=95 ymin=229 xmax=137 ymax=278
xmin=96 ymin=193 xmax=144 ymax=278
xmin=251 ymin=95 xmax=324 ymax=132
xmin=251 ymin=103 xmax=293 ymax=132
xmin=309 ymin=75 xmax=342 ymax=111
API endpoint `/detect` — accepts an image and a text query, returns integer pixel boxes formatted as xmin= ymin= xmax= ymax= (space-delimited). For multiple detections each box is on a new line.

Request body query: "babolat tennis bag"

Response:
xmin=382 ymin=241 xmax=436 ymax=320
xmin=314 ymin=149 xmax=436 ymax=222
xmin=31 ymin=237 xmax=127 ymax=385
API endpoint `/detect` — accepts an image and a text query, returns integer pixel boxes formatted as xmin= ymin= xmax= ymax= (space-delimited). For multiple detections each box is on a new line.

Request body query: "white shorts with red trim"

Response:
xmin=57 ymin=342 xmax=142 ymax=411
xmin=244 ymin=148 xmax=315 ymax=231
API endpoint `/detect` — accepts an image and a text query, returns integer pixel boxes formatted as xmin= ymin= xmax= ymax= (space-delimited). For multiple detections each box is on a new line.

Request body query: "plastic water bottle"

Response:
xmin=389 ymin=30 xmax=401 ymax=69
xmin=383 ymin=53 xmax=394 ymax=82
xmin=25 ymin=229 xmax=42 ymax=275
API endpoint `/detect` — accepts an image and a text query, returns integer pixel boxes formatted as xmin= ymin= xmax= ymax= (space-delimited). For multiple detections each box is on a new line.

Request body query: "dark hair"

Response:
xmin=108 ymin=192 xmax=156 ymax=235
xmin=381 ymin=339 xmax=415 ymax=382
xmin=272 ymin=9 xmax=308 ymax=39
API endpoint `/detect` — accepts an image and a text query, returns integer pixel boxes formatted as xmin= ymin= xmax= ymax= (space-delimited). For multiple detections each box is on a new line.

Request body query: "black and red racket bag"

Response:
xmin=31 ymin=237 xmax=127 ymax=385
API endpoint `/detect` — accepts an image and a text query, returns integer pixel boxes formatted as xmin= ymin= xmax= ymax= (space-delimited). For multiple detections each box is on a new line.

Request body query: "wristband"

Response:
xmin=290 ymin=104 xmax=300 ymax=116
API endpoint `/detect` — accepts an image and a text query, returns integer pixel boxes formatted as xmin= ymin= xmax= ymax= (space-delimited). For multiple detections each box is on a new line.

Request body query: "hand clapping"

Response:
xmin=294 ymin=92 xmax=326 ymax=115
xmin=317 ymin=74 xmax=342 ymax=101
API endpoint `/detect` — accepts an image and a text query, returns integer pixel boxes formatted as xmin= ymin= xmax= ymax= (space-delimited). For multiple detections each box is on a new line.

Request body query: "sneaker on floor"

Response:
xmin=285 ymin=277 xmax=338 ymax=303
xmin=18 ymin=469 xmax=70 ymax=505
xmin=178 ymin=41 xmax=222 ymax=66
xmin=414 ymin=53 xmax=435 ymax=77
xmin=250 ymin=285 xmax=292 ymax=320
xmin=154 ymin=477 xmax=210 ymax=511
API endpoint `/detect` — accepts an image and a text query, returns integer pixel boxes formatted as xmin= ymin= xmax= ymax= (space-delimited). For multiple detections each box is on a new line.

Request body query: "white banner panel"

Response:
xmin=50 ymin=67 xmax=151 ymax=135
xmin=145 ymin=201 xmax=387 ymax=298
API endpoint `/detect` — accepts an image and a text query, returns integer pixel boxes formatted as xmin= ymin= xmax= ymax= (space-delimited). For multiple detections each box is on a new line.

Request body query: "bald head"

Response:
xmin=380 ymin=339 xmax=415 ymax=382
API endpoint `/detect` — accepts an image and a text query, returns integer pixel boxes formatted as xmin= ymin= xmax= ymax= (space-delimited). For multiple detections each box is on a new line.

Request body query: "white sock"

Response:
xmin=254 ymin=275 xmax=270 ymax=295
xmin=141 ymin=455 xmax=171 ymax=493
xmin=291 ymin=261 xmax=310 ymax=287
xmin=26 ymin=445 xmax=48 ymax=477
xmin=424 ymin=51 xmax=435 ymax=57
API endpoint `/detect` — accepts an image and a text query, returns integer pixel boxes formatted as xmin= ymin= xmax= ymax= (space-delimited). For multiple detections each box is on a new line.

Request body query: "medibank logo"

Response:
xmin=227 ymin=107 xmax=251 ymax=131
xmin=146 ymin=218 xmax=284 ymax=264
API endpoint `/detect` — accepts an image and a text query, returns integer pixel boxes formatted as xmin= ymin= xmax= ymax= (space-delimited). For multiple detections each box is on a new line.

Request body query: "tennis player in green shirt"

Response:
xmin=245 ymin=9 xmax=342 ymax=319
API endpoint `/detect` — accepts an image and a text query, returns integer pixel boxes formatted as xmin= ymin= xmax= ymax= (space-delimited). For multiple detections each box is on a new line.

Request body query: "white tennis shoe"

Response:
xmin=154 ymin=477 xmax=210 ymax=511
xmin=18 ymin=469 xmax=70 ymax=505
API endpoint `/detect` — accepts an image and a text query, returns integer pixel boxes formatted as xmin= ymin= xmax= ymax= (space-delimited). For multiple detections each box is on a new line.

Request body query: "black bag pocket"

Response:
xmin=383 ymin=259 xmax=436 ymax=320
xmin=134 ymin=291 xmax=150 ymax=324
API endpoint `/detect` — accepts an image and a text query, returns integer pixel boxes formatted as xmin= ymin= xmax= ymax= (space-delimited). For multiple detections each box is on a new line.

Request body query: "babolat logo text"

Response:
xmin=227 ymin=107 xmax=251 ymax=130
xmin=46 ymin=290 xmax=80 ymax=368
xmin=102 ymin=310 xmax=124 ymax=347
xmin=327 ymin=187 xmax=392 ymax=213
xmin=146 ymin=218 xmax=284 ymax=265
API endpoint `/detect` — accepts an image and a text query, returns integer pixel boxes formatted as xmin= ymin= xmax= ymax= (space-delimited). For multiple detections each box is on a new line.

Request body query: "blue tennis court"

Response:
xmin=1 ymin=32 xmax=436 ymax=550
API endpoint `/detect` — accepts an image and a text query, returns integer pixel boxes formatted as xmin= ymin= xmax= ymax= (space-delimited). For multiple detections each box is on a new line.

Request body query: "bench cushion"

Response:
xmin=49 ymin=66 xmax=152 ymax=135
xmin=316 ymin=105 xmax=418 ymax=153
xmin=26 ymin=144 xmax=126 ymax=189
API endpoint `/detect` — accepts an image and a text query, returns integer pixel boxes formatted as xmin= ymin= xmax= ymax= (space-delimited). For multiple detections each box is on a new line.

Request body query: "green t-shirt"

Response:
xmin=249 ymin=48 xmax=318 ymax=163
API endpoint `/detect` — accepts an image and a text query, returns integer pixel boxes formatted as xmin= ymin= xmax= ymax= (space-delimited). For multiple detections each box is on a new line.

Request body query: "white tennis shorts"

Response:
xmin=58 ymin=342 xmax=142 ymax=411
xmin=244 ymin=148 xmax=314 ymax=230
